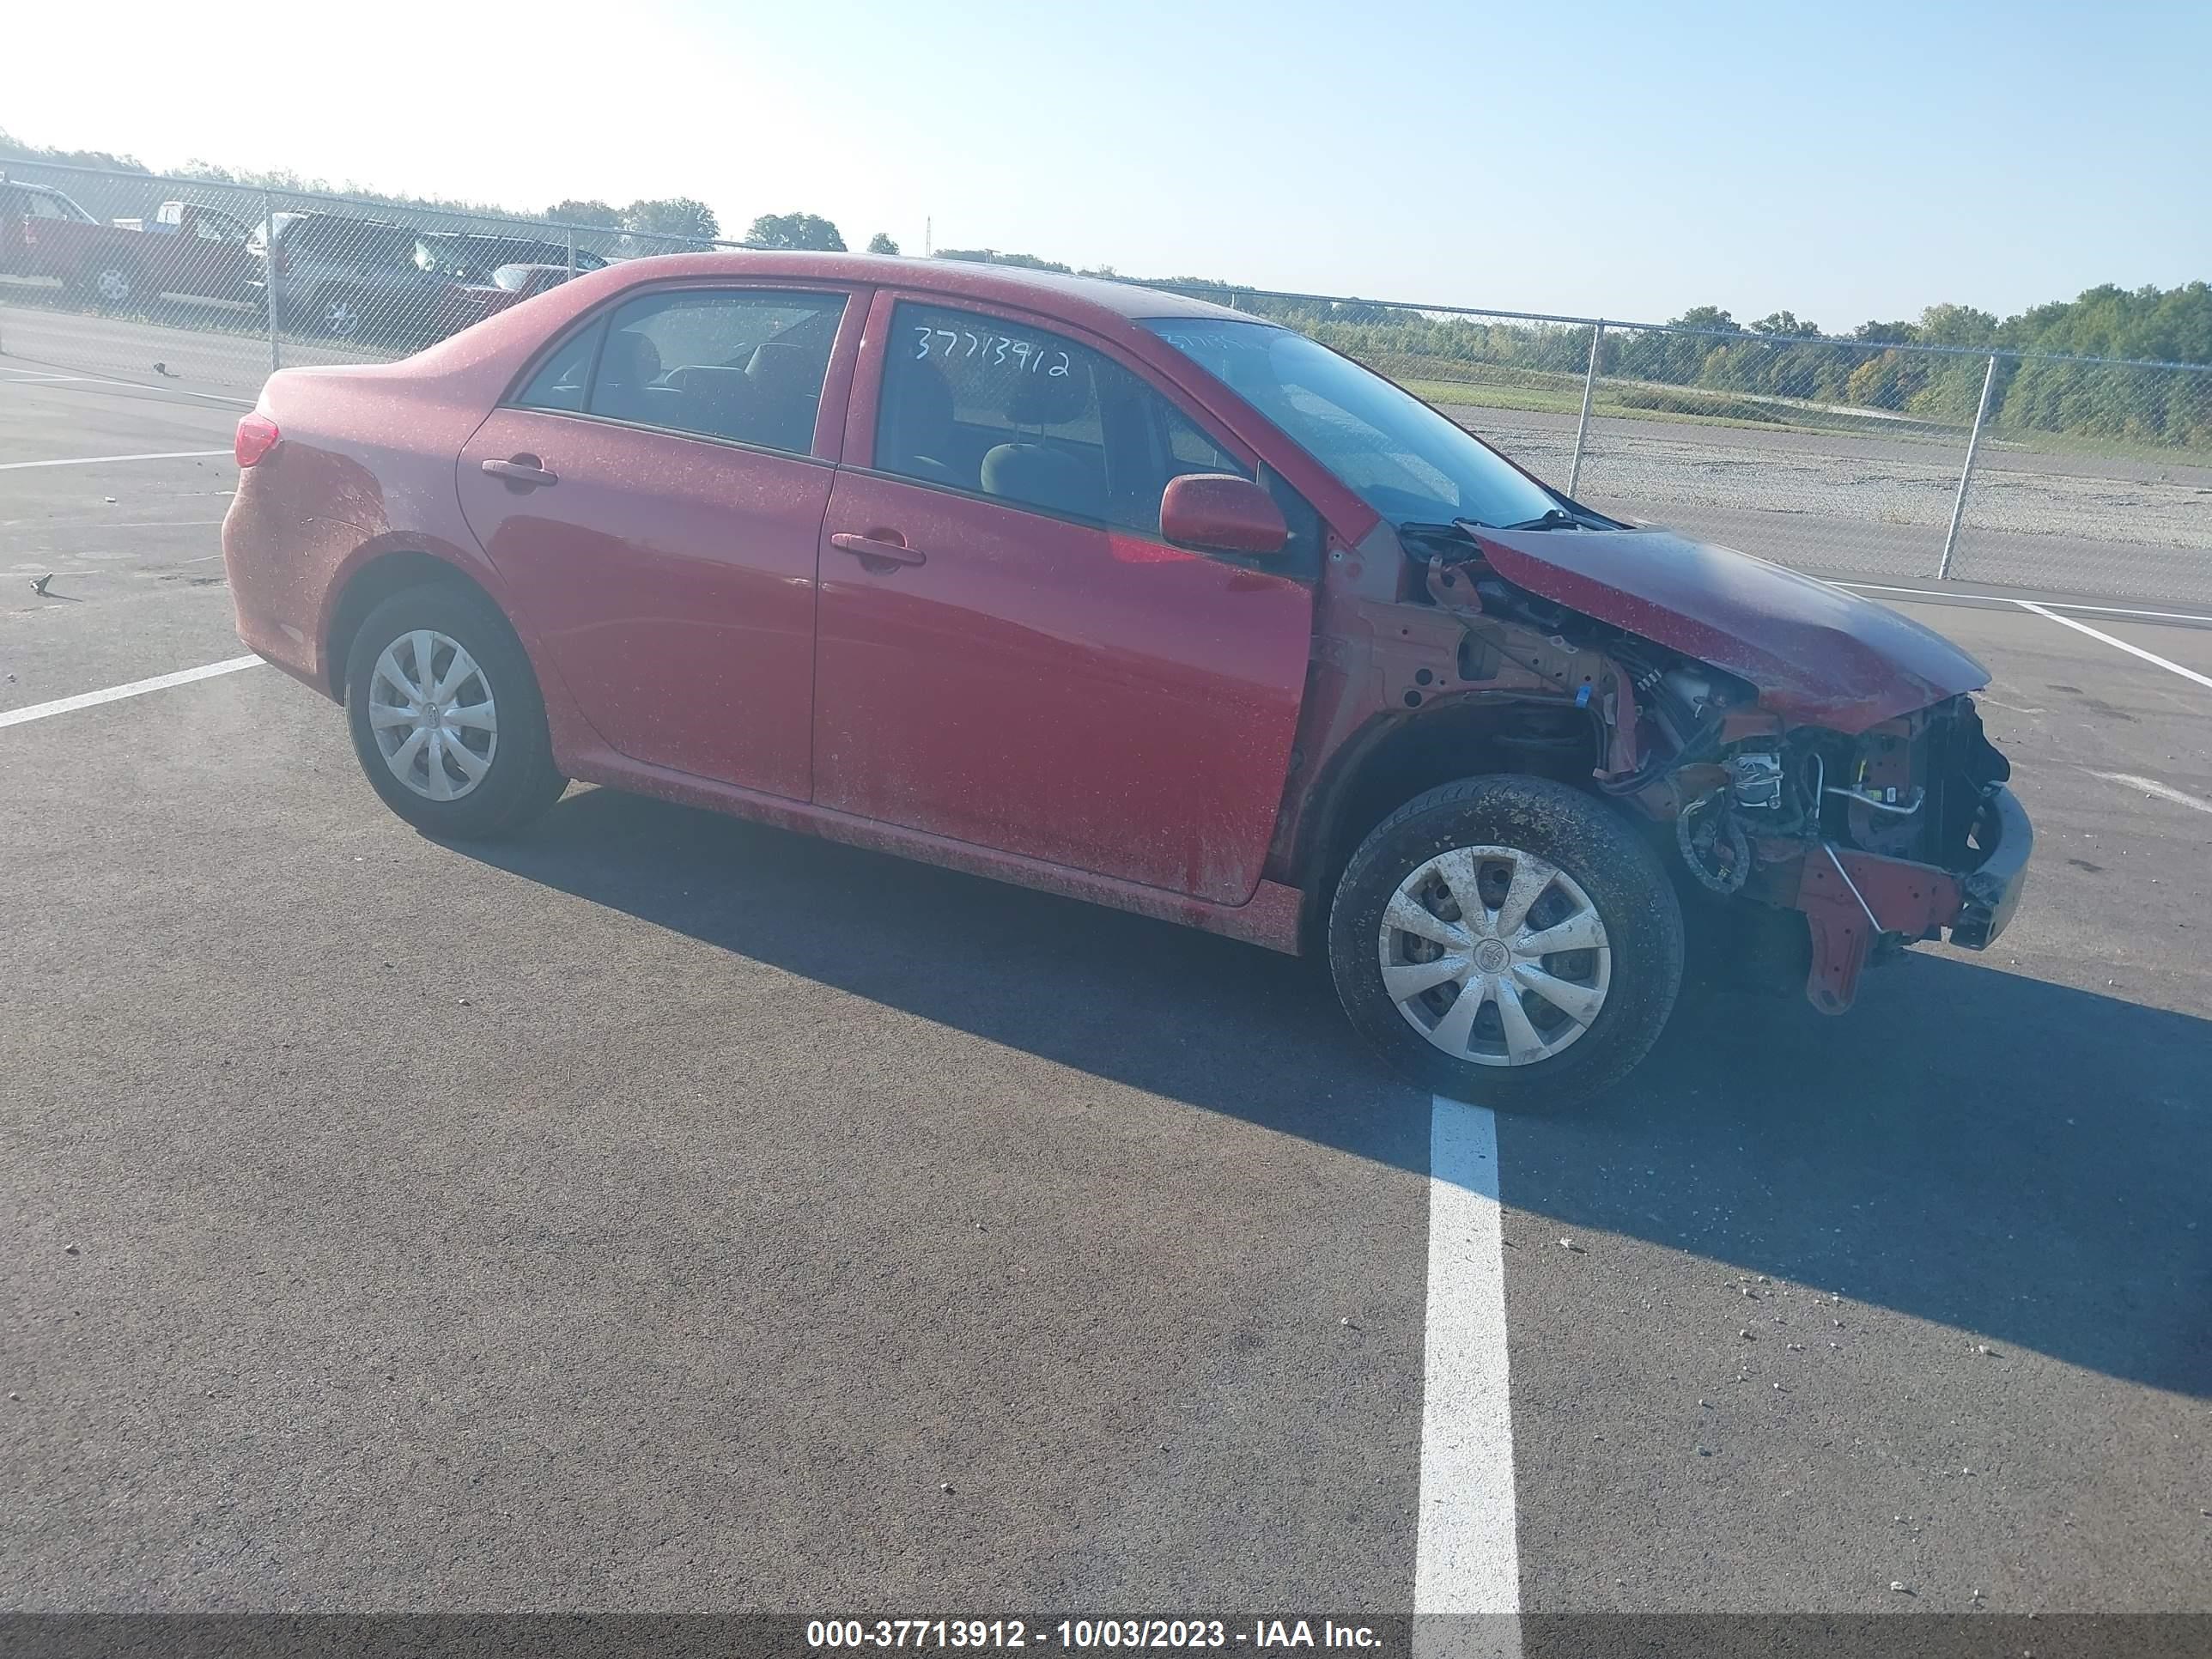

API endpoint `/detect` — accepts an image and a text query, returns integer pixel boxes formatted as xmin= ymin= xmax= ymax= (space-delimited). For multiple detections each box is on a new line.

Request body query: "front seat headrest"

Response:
xmin=599 ymin=328 xmax=662 ymax=391
xmin=1003 ymin=362 xmax=1090 ymax=428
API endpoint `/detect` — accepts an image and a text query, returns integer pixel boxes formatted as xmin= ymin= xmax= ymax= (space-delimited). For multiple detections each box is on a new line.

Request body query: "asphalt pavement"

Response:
xmin=2 ymin=366 xmax=2208 ymax=1648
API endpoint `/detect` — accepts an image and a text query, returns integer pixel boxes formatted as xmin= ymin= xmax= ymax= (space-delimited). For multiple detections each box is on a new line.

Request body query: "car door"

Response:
xmin=457 ymin=283 xmax=862 ymax=799
xmin=811 ymin=292 xmax=1316 ymax=904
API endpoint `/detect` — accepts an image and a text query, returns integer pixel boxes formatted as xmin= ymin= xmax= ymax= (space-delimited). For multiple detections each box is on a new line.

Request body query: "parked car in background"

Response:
xmin=0 ymin=178 xmax=256 ymax=308
xmin=136 ymin=200 xmax=263 ymax=303
xmin=246 ymin=216 xmax=609 ymax=345
xmin=419 ymin=233 xmax=607 ymax=283
xmin=416 ymin=233 xmax=605 ymax=339
xmin=246 ymin=211 xmax=439 ymax=343
xmin=424 ymin=263 xmax=586 ymax=338
xmin=222 ymin=252 xmax=2032 ymax=1110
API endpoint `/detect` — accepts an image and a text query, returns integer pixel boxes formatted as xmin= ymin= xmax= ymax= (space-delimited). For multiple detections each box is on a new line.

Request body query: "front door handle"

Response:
xmin=830 ymin=531 xmax=927 ymax=567
xmin=482 ymin=455 xmax=558 ymax=488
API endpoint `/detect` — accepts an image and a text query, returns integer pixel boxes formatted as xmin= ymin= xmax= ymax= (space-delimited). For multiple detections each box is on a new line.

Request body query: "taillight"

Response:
xmin=234 ymin=413 xmax=281 ymax=467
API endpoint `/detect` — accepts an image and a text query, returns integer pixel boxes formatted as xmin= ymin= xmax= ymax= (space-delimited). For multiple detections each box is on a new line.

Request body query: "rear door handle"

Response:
xmin=481 ymin=455 xmax=558 ymax=487
xmin=830 ymin=531 xmax=926 ymax=567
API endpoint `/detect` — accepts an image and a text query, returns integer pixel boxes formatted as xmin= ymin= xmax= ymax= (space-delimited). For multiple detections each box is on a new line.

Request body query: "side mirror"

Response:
xmin=1160 ymin=473 xmax=1289 ymax=557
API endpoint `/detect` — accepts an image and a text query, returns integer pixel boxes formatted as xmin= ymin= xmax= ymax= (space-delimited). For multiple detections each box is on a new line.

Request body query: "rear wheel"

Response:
xmin=318 ymin=288 xmax=365 ymax=339
xmin=1328 ymin=775 xmax=1684 ymax=1112
xmin=76 ymin=261 xmax=142 ymax=309
xmin=343 ymin=582 xmax=566 ymax=840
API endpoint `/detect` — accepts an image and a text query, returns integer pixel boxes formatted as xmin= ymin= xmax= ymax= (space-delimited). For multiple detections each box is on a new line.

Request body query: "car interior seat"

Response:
xmin=743 ymin=342 xmax=823 ymax=453
xmin=980 ymin=368 xmax=1105 ymax=521
xmin=880 ymin=360 xmax=963 ymax=485
xmin=594 ymin=329 xmax=667 ymax=424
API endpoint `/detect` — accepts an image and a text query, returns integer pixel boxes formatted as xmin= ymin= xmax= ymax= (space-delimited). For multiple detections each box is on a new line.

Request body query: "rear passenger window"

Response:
xmin=875 ymin=301 xmax=1249 ymax=536
xmin=586 ymin=289 xmax=846 ymax=455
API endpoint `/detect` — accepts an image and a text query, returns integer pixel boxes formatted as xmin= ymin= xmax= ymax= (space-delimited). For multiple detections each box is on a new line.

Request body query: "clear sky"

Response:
xmin=11 ymin=0 xmax=2208 ymax=327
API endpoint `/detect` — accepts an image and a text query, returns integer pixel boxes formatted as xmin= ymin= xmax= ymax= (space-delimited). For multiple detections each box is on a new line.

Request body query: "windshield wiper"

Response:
xmin=1499 ymin=507 xmax=1579 ymax=532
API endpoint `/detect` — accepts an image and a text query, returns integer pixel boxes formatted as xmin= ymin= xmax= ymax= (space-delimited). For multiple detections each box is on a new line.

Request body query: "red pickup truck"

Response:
xmin=0 ymin=179 xmax=259 ymax=309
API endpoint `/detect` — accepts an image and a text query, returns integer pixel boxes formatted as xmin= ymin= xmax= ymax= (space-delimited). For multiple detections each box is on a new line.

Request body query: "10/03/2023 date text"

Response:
xmin=806 ymin=1619 xmax=1386 ymax=1650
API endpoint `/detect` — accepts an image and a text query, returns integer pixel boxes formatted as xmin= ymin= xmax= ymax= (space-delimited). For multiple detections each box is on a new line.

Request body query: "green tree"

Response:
xmin=934 ymin=248 xmax=1071 ymax=271
xmin=0 ymin=127 xmax=148 ymax=171
xmin=1749 ymin=310 xmax=1820 ymax=337
xmin=624 ymin=197 xmax=720 ymax=248
xmin=1914 ymin=302 xmax=1999 ymax=347
xmin=747 ymin=211 xmax=845 ymax=251
xmin=1616 ymin=305 xmax=1735 ymax=385
xmin=866 ymin=232 xmax=899 ymax=255
xmin=546 ymin=198 xmax=623 ymax=228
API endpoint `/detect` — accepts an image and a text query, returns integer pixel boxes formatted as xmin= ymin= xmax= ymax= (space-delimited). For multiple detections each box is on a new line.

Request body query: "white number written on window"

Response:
xmin=912 ymin=324 xmax=1072 ymax=376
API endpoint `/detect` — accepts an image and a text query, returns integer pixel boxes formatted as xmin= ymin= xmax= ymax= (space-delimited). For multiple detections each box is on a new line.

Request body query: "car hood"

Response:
xmin=1470 ymin=525 xmax=1990 ymax=732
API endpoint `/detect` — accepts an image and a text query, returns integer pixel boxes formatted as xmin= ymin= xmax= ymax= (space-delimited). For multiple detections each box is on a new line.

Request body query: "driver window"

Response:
xmin=874 ymin=301 xmax=1250 ymax=537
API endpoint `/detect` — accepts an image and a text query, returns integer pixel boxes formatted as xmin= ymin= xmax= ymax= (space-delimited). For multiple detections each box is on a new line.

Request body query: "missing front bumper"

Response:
xmin=1947 ymin=783 xmax=2033 ymax=951
xmin=1784 ymin=781 xmax=2033 ymax=1012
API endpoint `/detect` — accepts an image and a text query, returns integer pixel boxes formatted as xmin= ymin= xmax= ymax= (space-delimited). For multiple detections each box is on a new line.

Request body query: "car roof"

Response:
xmin=281 ymin=211 xmax=412 ymax=231
xmin=609 ymin=249 xmax=1260 ymax=327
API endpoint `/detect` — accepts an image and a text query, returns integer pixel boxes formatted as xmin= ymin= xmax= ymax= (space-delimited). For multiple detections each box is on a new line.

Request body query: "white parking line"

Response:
xmin=1416 ymin=1095 xmax=1520 ymax=1652
xmin=0 ymin=368 xmax=254 ymax=407
xmin=1836 ymin=580 xmax=2212 ymax=627
xmin=2015 ymin=600 xmax=2212 ymax=692
xmin=0 ymin=449 xmax=232 ymax=471
xmin=2092 ymin=772 xmax=2212 ymax=816
xmin=0 ymin=655 xmax=262 ymax=730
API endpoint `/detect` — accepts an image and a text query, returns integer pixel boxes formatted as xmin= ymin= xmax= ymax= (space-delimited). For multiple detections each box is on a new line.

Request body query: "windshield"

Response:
xmin=1143 ymin=317 xmax=1561 ymax=529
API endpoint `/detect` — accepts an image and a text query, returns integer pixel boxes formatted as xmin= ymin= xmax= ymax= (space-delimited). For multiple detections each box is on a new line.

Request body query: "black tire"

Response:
xmin=343 ymin=580 xmax=567 ymax=841
xmin=76 ymin=261 xmax=142 ymax=310
xmin=316 ymin=287 xmax=366 ymax=339
xmin=1328 ymin=775 xmax=1685 ymax=1113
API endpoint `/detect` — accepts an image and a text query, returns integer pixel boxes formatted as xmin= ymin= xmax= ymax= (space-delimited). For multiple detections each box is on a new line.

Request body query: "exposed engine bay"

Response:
xmin=1377 ymin=521 xmax=2027 ymax=1012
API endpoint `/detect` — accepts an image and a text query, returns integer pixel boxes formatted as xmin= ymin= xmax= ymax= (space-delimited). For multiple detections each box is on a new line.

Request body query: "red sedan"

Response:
xmin=223 ymin=252 xmax=2028 ymax=1109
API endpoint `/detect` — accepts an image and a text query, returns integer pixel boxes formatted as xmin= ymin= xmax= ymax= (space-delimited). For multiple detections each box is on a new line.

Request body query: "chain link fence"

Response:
xmin=1154 ymin=287 xmax=2212 ymax=606
xmin=0 ymin=159 xmax=709 ymax=395
xmin=7 ymin=160 xmax=2209 ymax=605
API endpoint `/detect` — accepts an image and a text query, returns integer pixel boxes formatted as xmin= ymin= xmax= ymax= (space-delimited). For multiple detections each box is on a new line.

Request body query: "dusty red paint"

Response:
xmin=1469 ymin=526 xmax=1990 ymax=733
xmin=222 ymin=249 xmax=2029 ymax=1001
xmin=1160 ymin=473 xmax=1290 ymax=555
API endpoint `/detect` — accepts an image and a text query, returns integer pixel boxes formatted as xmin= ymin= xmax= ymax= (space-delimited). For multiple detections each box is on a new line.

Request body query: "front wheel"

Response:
xmin=343 ymin=581 xmax=567 ymax=840
xmin=1328 ymin=775 xmax=1684 ymax=1113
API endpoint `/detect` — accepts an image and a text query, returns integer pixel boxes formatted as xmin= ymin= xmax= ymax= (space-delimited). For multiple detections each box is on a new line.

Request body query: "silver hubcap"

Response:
xmin=1378 ymin=844 xmax=1612 ymax=1067
xmin=368 ymin=629 xmax=497 ymax=802
xmin=95 ymin=269 xmax=131 ymax=302
xmin=325 ymin=300 xmax=361 ymax=336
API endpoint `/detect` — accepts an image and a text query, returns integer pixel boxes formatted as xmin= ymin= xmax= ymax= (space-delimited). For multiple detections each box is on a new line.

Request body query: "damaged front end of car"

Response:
xmin=1393 ymin=520 xmax=2033 ymax=1013
xmin=1662 ymin=694 xmax=2029 ymax=1012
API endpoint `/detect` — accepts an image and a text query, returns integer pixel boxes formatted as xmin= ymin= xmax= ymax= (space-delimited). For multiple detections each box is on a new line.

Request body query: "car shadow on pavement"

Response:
xmin=466 ymin=784 xmax=2210 ymax=1401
